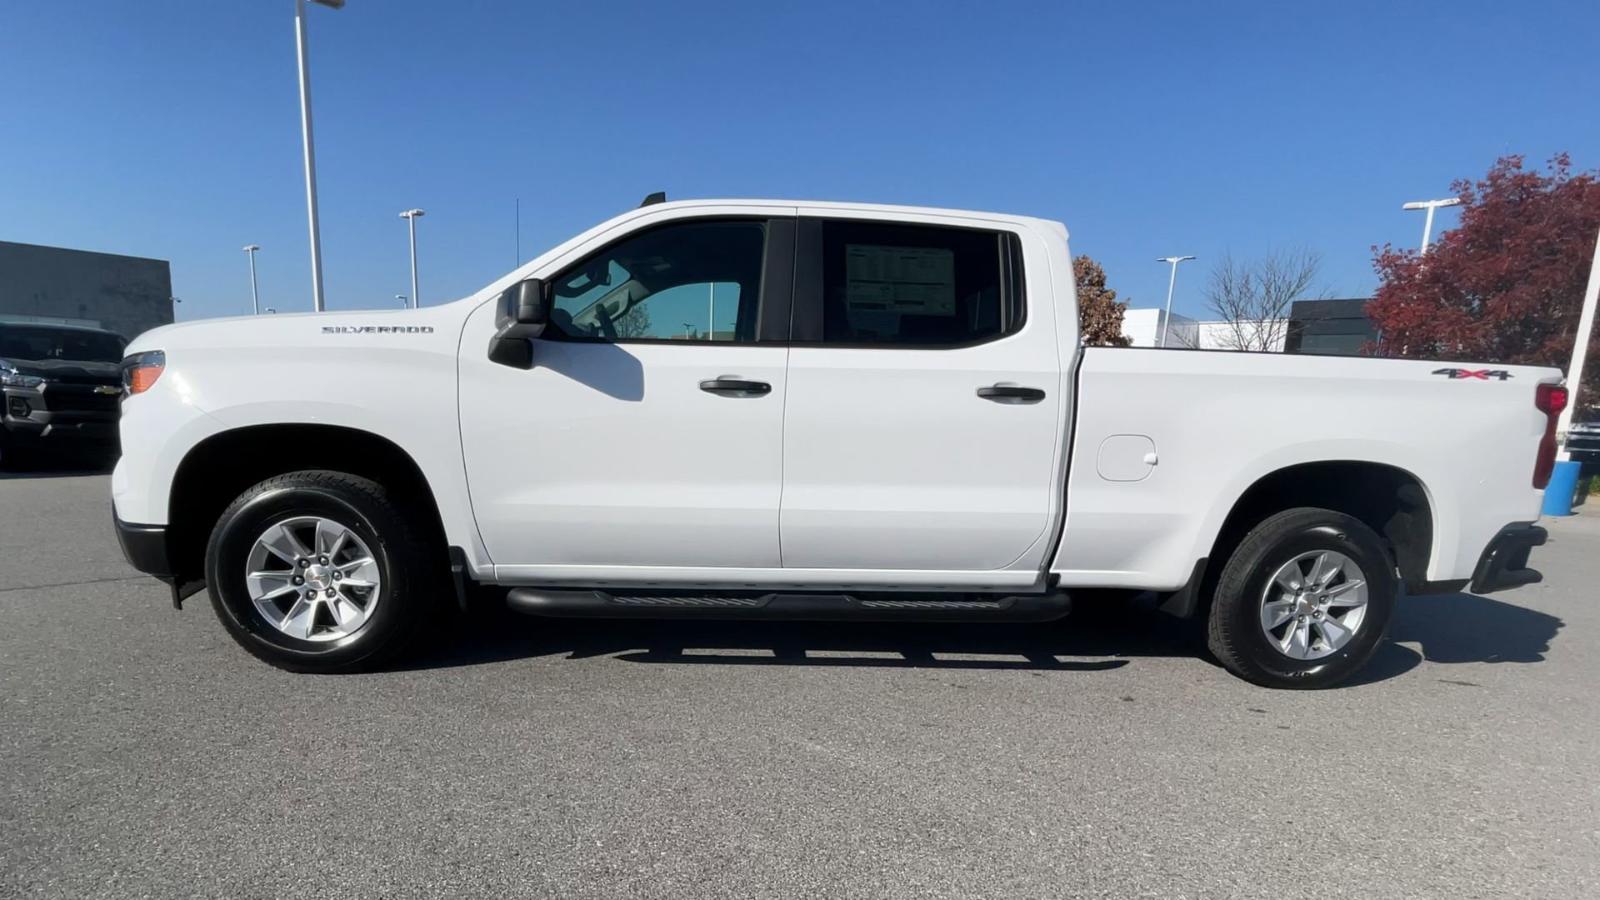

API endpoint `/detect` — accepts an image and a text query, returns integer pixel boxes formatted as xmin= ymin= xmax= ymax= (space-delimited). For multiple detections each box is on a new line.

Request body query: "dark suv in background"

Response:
xmin=1569 ymin=407 xmax=1600 ymax=478
xmin=0 ymin=321 xmax=126 ymax=469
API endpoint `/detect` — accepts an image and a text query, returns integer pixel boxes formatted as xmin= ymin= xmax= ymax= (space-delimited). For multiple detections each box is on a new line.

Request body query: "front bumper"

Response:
xmin=1469 ymin=523 xmax=1547 ymax=594
xmin=2 ymin=385 xmax=120 ymax=449
xmin=114 ymin=513 xmax=174 ymax=579
xmin=113 ymin=512 xmax=203 ymax=608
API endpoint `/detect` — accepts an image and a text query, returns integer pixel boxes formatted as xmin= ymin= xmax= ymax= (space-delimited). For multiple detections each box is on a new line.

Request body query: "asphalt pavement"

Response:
xmin=2 ymin=470 xmax=1597 ymax=899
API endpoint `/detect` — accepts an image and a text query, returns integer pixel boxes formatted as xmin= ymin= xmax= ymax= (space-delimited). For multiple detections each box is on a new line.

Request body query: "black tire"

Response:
xmin=204 ymin=470 xmax=439 ymax=672
xmin=1206 ymin=507 xmax=1397 ymax=689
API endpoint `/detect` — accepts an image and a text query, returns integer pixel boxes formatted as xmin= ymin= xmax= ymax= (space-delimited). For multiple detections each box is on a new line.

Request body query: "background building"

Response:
xmin=0 ymin=240 xmax=174 ymax=339
xmin=1123 ymin=300 xmax=1376 ymax=354
xmin=1122 ymin=308 xmax=1200 ymax=348
xmin=1121 ymin=308 xmax=1286 ymax=351
xmin=1282 ymin=298 xmax=1377 ymax=355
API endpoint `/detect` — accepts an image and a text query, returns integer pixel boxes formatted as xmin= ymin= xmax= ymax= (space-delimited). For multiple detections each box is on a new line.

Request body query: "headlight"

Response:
xmin=0 ymin=361 xmax=47 ymax=389
xmin=121 ymin=350 xmax=166 ymax=395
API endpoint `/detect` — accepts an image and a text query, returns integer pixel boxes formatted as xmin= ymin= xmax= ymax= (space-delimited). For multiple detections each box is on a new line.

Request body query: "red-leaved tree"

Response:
xmin=1367 ymin=154 xmax=1600 ymax=398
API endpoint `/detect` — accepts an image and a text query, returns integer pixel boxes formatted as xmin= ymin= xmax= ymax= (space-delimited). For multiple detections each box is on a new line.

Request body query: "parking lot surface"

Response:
xmin=3 ymin=471 xmax=1598 ymax=899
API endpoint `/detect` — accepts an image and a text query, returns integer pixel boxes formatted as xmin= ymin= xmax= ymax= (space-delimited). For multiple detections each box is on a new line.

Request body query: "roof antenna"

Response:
xmin=639 ymin=191 xmax=667 ymax=208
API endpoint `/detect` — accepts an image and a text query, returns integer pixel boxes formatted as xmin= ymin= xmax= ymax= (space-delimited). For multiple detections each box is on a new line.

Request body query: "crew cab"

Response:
xmin=112 ymin=198 xmax=1565 ymax=688
xmin=1 ymin=320 xmax=126 ymax=468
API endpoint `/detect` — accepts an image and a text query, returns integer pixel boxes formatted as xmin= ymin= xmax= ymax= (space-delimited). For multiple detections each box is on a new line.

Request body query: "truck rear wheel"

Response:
xmin=203 ymin=470 xmax=437 ymax=672
xmin=1206 ymin=507 xmax=1396 ymax=689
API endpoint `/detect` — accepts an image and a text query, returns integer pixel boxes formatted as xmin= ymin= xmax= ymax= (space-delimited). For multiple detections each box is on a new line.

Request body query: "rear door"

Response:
xmin=779 ymin=213 xmax=1065 ymax=572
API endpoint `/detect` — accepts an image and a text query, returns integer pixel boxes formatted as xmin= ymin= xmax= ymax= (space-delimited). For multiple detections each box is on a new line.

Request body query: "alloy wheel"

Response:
xmin=244 ymin=516 xmax=381 ymax=642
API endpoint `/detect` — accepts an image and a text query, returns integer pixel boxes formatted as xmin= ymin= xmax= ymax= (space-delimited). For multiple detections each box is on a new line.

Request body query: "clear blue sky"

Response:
xmin=2 ymin=1 xmax=1595 ymax=324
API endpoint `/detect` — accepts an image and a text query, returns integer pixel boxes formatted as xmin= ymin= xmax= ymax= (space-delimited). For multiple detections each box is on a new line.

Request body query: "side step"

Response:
xmin=505 ymin=589 xmax=1071 ymax=623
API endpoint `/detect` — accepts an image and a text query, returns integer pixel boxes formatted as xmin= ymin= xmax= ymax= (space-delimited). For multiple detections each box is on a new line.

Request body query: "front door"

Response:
xmin=460 ymin=216 xmax=795 ymax=576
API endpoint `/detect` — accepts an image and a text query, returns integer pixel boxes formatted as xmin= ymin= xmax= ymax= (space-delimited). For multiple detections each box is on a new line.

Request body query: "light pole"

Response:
xmin=399 ymin=208 xmax=424 ymax=308
xmin=242 ymin=244 xmax=261 ymax=315
xmin=295 ymin=0 xmax=344 ymax=312
xmin=1156 ymin=255 xmax=1196 ymax=348
xmin=707 ymin=283 xmax=715 ymax=340
xmin=1557 ymin=226 xmax=1600 ymax=456
xmin=1402 ymin=198 xmax=1461 ymax=255
xmin=395 ymin=294 xmax=408 ymax=308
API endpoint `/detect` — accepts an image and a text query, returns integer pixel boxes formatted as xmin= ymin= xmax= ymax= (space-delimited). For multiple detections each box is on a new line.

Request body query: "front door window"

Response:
xmin=548 ymin=221 xmax=765 ymax=343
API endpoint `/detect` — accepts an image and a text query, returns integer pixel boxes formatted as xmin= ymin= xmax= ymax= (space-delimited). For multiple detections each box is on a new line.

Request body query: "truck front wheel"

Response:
xmin=203 ymin=470 xmax=437 ymax=672
xmin=1206 ymin=507 xmax=1397 ymax=689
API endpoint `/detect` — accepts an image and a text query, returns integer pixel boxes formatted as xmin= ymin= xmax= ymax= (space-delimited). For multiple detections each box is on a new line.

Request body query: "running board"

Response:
xmin=505 ymin=589 xmax=1071 ymax=623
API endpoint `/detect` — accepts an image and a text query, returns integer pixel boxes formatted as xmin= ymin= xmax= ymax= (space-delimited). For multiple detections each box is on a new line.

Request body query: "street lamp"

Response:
xmin=1402 ymin=198 xmax=1461 ymax=255
xmin=1557 ymin=226 xmax=1600 ymax=458
xmin=294 ymin=0 xmax=345 ymax=312
xmin=242 ymin=244 xmax=261 ymax=315
xmin=1156 ymin=256 xmax=1197 ymax=348
xmin=399 ymin=208 xmax=424 ymax=308
xmin=395 ymin=294 xmax=408 ymax=308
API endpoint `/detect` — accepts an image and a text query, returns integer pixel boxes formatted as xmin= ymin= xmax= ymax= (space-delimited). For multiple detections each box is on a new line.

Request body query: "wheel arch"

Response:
xmin=1166 ymin=460 xmax=1439 ymax=618
xmin=164 ymin=424 xmax=449 ymax=597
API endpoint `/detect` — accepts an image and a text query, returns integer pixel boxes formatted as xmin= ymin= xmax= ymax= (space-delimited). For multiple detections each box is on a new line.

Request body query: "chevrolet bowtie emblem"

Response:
xmin=94 ymin=385 xmax=122 ymax=395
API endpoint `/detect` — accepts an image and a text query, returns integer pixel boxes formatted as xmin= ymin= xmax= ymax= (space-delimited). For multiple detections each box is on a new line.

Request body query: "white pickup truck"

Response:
xmin=113 ymin=198 xmax=1565 ymax=688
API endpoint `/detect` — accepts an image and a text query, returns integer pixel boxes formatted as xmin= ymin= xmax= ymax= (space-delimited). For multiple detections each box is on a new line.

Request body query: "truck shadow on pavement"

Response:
xmin=406 ymin=589 xmax=1562 ymax=685
xmin=0 ymin=458 xmax=116 ymax=479
xmin=1347 ymin=590 xmax=1565 ymax=685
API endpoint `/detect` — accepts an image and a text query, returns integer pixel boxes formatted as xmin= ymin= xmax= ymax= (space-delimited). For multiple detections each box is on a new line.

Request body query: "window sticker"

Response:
xmin=844 ymin=244 xmax=956 ymax=315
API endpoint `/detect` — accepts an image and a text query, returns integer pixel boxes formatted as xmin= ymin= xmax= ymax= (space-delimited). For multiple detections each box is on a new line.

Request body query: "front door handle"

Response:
xmin=976 ymin=384 xmax=1046 ymax=404
xmin=700 ymin=377 xmax=772 ymax=397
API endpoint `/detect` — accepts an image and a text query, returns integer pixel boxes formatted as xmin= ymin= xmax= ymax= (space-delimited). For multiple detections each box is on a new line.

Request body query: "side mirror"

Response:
xmin=488 ymin=277 xmax=548 ymax=369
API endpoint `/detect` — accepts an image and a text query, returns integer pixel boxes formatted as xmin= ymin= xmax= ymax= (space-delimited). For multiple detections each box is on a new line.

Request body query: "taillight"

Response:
xmin=1533 ymin=382 xmax=1569 ymax=489
xmin=121 ymin=350 xmax=165 ymax=396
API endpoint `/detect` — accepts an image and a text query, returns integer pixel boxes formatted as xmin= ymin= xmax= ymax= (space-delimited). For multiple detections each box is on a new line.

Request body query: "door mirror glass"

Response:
xmin=513 ymin=278 xmax=548 ymax=326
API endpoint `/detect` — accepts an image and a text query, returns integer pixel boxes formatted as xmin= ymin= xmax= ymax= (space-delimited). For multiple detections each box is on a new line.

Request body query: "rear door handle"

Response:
xmin=976 ymin=384 xmax=1046 ymax=404
xmin=699 ymin=377 xmax=772 ymax=397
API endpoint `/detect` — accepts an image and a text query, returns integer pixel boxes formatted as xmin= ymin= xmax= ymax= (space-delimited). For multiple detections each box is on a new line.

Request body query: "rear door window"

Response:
xmin=794 ymin=219 xmax=1023 ymax=346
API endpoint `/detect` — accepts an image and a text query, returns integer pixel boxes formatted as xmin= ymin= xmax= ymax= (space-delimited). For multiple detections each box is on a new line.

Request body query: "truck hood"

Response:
xmin=124 ymin=302 xmax=477 ymax=356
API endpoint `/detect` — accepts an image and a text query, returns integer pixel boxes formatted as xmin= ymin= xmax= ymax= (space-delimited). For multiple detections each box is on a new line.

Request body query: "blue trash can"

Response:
xmin=1541 ymin=460 xmax=1583 ymax=517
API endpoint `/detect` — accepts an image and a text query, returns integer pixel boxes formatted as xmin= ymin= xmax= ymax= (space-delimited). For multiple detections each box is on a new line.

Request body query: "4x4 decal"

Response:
xmin=1433 ymin=367 xmax=1512 ymax=381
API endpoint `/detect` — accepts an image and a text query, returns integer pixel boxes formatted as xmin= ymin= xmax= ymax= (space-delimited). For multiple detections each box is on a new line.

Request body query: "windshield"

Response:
xmin=0 ymin=326 xmax=126 ymax=364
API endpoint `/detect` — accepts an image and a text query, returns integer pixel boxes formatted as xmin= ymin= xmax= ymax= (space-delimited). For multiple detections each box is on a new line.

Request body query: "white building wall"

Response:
xmin=1121 ymin=308 xmax=1199 ymax=348
xmin=1193 ymin=319 xmax=1286 ymax=352
xmin=1121 ymin=308 xmax=1285 ymax=352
